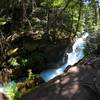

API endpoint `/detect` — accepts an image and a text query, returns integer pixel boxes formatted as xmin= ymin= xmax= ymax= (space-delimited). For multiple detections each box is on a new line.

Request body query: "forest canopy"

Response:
xmin=0 ymin=0 xmax=100 ymax=99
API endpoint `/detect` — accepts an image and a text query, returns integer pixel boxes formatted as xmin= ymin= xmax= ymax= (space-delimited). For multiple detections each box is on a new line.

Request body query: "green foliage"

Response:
xmin=51 ymin=0 xmax=65 ymax=7
xmin=0 ymin=1 xmax=100 ymax=96
xmin=28 ymin=69 xmax=39 ymax=80
xmin=8 ymin=58 xmax=20 ymax=67
xmin=8 ymin=57 xmax=30 ymax=68
xmin=84 ymin=4 xmax=96 ymax=32
xmin=20 ymin=58 xmax=29 ymax=67
xmin=4 ymin=82 xmax=21 ymax=100
xmin=83 ymin=44 xmax=92 ymax=57
xmin=0 ymin=17 xmax=7 ymax=25
xmin=17 ymin=72 xmax=40 ymax=94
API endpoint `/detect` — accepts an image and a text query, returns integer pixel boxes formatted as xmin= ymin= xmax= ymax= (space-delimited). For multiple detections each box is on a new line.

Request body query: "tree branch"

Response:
xmin=51 ymin=0 xmax=73 ymax=26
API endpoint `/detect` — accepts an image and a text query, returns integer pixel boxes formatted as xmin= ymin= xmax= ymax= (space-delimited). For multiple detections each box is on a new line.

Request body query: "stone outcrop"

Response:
xmin=20 ymin=55 xmax=100 ymax=100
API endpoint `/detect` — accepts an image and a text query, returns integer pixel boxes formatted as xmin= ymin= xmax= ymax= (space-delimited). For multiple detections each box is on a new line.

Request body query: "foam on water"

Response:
xmin=40 ymin=32 xmax=89 ymax=82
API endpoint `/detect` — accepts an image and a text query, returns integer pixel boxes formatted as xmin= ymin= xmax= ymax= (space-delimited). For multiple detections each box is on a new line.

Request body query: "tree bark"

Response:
xmin=74 ymin=0 xmax=83 ymax=37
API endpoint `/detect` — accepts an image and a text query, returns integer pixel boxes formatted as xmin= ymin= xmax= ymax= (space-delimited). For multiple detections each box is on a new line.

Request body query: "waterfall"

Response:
xmin=40 ymin=32 xmax=89 ymax=82
xmin=0 ymin=32 xmax=89 ymax=93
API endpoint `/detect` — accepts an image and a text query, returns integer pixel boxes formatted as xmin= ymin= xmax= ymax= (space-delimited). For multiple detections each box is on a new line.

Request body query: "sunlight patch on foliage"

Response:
xmin=7 ymin=48 xmax=18 ymax=56
xmin=0 ymin=17 xmax=7 ymax=25
xmin=4 ymin=82 xmax=21 ymax=100
xmin=52 ymin=0 xmax=65 ymax=7
xmin=8 ymin=58 xmax=20 ymax=67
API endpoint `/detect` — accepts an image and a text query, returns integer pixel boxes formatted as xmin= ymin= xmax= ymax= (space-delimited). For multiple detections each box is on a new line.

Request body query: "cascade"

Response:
xmin=0 ymin=32 xmax=89 ymax=94
xmin=40 ymin=32 xmax=89 ymax=82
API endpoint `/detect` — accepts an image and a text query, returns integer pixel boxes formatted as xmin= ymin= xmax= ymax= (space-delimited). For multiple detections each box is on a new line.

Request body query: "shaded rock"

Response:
xmin=20 ymin=55 xmax=100 ymax=100
xmin=87 ymin=57 xmax=100 ymax=68
xmin=0 ymin=93 xmax=8 ymax=100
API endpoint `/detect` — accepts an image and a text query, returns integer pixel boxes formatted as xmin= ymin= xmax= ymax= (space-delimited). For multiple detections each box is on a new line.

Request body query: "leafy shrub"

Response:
xmin=4 ymin=82 xmax=21 ymax=100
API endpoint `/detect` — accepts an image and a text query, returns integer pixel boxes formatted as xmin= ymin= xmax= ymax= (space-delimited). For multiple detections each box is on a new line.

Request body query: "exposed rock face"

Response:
xmin=87 ymin=56 xmax=100 ymax=68
xmin=20 ymin=55 xmax=100 ymax=100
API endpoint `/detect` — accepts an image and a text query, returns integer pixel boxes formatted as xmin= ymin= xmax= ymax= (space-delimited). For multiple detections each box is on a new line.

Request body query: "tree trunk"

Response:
xmin=92 ymin=0 xmax=100 ymax=28
xmin=44 ymin=0 xmax=51 ymax=42
xmin=74 ymin=0 xmax=83 ymax=37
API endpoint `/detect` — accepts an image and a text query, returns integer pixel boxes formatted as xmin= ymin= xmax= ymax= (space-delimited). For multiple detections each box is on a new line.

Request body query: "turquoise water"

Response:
xmin=40 ymin=32 xmax=89 ymax=82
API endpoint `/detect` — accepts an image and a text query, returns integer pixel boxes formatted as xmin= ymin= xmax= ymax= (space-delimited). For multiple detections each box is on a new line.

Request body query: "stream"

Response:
xmin=40 ymin=32 xmax=89 ymax=82
xmin=0 ymin=32 xmax=89 ymax=94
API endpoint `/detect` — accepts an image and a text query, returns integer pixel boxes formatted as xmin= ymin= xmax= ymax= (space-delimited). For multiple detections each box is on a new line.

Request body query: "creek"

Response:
xmin=40 ymin=32 xmax=89 ymax=82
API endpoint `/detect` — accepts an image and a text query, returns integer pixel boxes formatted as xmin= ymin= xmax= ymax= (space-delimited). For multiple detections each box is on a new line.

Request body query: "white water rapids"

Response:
xmin=40 ymin=32 xmax=89 ymax=82
xmin=0 ymin=32 xmax=89 ymax=94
